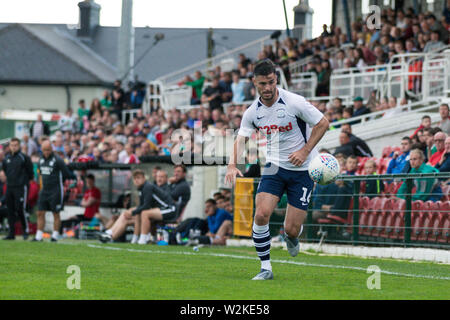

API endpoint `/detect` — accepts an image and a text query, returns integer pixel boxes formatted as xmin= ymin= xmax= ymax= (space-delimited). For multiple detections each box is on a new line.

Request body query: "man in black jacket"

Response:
xmin=335 ymin=125 xmax=373 ymax=158
xmin=34 ymin=140 xmax=77 ymax=242
xmin=1 ymin=138 xmax=34 ymax=240
xmin=98 ymin=169 xmax=176 ymax=244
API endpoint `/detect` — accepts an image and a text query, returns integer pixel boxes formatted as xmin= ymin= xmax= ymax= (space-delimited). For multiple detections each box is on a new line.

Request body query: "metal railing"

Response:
xmin=233 ymin=172 xmax=450 ymax=249
xmin=155 ymin=34 xmax=273 ymax=87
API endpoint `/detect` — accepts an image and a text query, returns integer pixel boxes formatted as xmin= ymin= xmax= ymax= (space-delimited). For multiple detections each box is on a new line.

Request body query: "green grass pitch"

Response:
xmin=0 ymin=239 xmax=449 ymax=300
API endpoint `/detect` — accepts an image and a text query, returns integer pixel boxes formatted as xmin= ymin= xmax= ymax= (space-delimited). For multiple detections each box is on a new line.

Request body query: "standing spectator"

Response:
xmin=428 ymin=132 xmax=447 ymax=166
xmin=77 ymin=99 xmax=90 ymax=132
xmin=21 ymin=134 xmax=38 ymax=157
xmin=387 ymin=137 xmax=412 ymax=174
xmin=438 ymin=103 xmax=450 ymax=135
xmin=34 ymin=140 xmax=77 ymax=242
xmin=201 ymin=75 xmax=224 ymax=112
xmin=30 ymin=114 xmax=50 ymax=142
xmin=231 ymin=71 xmax=245 ymax=104
xmin=315 ymin=60 xmax=332 ymax=96
xmin=58 ymin=108 xmax=77 ymax=133
xmin=1 ymin=138 xmax=34 ymax=240
xmin=243 ymin=73 xmax=256 ymax=101
xmin=100 ymin=90 xmax=112 ymax=110
xmin=185 ymin=71 xmax=205 ymax=105
xmin=89 ymin=99 xmax=103 ymax=121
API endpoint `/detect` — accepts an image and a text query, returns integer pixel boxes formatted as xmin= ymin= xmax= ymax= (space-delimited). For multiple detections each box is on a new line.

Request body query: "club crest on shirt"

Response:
xmin=277 ymin=109 xmax=286 ymax=118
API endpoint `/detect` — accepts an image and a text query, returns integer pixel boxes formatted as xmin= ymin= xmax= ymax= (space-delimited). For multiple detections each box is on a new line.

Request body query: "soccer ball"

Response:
xmin=308 ymin=153 xmax=340 ymax=185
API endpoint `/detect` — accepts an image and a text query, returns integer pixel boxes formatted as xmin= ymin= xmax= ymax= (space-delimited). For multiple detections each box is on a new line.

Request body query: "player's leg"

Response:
xmin=3 ymin=188 xmax=16 ymax=239
xmin=109 ymin=212 xmax=135 ymax=240
xmin=51 ymin=212 xmax=61 ymax=241
xmin=14 ymin=185 xmax=29 ymax=239
xmin=34 ymin=193 xmax=49 ymax=241
xmin=139 ymin=208 xmax=163 ymax=244
xmin=284 ymin=170 xmax=314 ymax=257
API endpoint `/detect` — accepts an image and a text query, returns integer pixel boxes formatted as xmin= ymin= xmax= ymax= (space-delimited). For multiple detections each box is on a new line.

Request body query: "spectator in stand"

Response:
xmin=423 ymin=30 xmax=445 ymax=52
xmin=58 ymin=108 xmax=77 ymax=133
xmin=438 ymin=103 xmax=450 ymax=135
xmin=219 ymin=72 xmax=233 ymax=103
xmin=243 ymin=148 xmax=261 ymax=178
xmin=428 ymin=132 xmax=447 ymax=166
xmin=184 ymin=71 xmax=205 ymax=105
xmin=60 ymin=174 xmax=101 ymax=233
xmin=100 ymin=90 xmax=112 ymax=110
xmin=435 ymin=136 xmax=450 ymax=172
xmin=317 ymin=156 xmax=357 ymax=220
xmin=352 ymin=96 xmax=371 ymax=119
xmin=121 ymin=143 xmax=139 ymax=164
xmin=89 ymin=98 xmax=103 ymax=121
xmin=77 ymin=99 xmax=90 ymax=131
xmin=362 ymin=159 xmax=384 ymax=198
xmin=21 ymin=134 xmax=38 ymax=157
xmin=243 ymin=73 xmax=256 ymax=101
xmin=426 ymin=14 xmax=449 ymax=43
xmin=30 ymin=114 xmax=50 ymax=143
xmin=201 ymin=75 xmax=224 ymax=112
xmin=187 ymin=198 xmax=233 ymax=246
xmin=315 ymin=60 xmax=332 ymax=96
xmin=340 ymin=123 xmax=373 ymax=157
xmin=397 ymin=149 xmax=442 ymax=202
xmin=411 ymin=115 xmax=432 ymax=139
xmin=387 ymin=136 xmax=412 ymax=174
xmin=231 ymin=70 xmax=246 ymax=104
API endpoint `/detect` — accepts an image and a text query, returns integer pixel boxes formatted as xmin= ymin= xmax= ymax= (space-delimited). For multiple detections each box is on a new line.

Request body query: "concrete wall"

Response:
xmin=0 ymin=84 xmax=108 ymax=113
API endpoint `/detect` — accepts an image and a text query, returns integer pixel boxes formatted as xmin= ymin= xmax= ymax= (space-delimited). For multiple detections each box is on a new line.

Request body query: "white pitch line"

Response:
xmin=87 ymin=244 xmax=450 ymax=281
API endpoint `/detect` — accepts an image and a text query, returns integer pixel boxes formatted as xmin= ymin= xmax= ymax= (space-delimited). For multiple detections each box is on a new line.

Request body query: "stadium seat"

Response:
xmin=410 ymin=200 xmax=425 ymax=241
xmin=391 ymin=198 xmax=406 ymax=240
xmin=358 ymin=196 xmax=370 ymax=235
xmin=361 ymin=197 xmax=381 ymax=237
xmin=437 ymin=201 xmax=450 ymax=244
xmin=381 ymin=146 xmax=393 ymax=158
xmin=375 ymin=197 xmax=393 ymax=238
xmin=428 ymin=201 xmax=448 ymax=242
xmin=382 ymin=198 xmax=398 ymax=239
xmin=418 ymin=201 xmax=436 ymax=242
xmin=440 ymin=185 xmax=450 ymax=202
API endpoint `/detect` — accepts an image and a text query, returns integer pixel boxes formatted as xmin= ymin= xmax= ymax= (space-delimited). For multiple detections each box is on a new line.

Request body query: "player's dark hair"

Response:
xmin=86 ymin=174 xmax=95 ymax=181
xmin=253 ymin=59 xmax=276 ymax=77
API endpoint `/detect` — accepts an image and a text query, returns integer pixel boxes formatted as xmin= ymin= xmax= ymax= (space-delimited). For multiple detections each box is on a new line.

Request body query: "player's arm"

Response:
xmin=225 ymin=135 xmax=249 ymax=186
xmin=24 ymin=155 xmax=34 ymax=182
xmin=131 ymin=185 xmax=153 ymax=216
xmin=289 ymin=116 xmax=329 ymax=166
xmin=59 ymin=159 xmax=77 ymax=180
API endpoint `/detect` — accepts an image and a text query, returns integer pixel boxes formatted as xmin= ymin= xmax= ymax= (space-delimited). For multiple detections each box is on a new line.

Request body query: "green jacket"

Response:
xmin=185 ymin=76 xmax=205 ymax=99
xmin=397 ymin=163 xmax=439 ymax=201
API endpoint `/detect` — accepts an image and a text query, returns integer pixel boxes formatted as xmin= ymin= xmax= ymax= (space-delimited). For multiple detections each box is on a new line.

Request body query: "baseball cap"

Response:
xmin=353 ymin=96 xmax=363 ymax=102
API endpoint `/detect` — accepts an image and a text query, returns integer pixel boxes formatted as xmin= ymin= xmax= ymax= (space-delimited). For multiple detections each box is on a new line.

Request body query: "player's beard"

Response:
xmin=260 ymin=87 xmax=276 ymax=103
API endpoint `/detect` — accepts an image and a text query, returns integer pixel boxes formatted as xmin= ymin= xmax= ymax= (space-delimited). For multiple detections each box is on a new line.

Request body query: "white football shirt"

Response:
xmin=238 ymin=88 xmax=324 ymax=171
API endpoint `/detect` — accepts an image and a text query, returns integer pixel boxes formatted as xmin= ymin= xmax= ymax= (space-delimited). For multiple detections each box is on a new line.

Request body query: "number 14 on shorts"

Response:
xmin=299 ymin=187 xmax=312 ymax=206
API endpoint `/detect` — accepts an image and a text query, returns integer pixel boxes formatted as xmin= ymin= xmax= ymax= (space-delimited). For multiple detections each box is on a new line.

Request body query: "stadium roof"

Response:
xmin=0 ymin=23 xmax=117 ymax=85
xmin=0 ymin=22 xmax=275 ymax=85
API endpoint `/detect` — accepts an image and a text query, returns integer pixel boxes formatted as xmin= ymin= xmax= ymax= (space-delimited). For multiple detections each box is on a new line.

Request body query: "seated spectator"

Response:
xmin=361 ymin=159 xmax=384 ymax=198
xmin=96 ymin=191 xmax=131 ymax=230
xmin=98 ymin=169 xmax=176 ymax=244
xmin=397 ymin=149 xmax=442 ymax=202
xmin=411 ymin=115 xmax=432 ymax=139
xmin=428 ymin=132 xmax=447 ymax=166
xmin=423 ymin=30 xmax=445 ymax=52
xmin=352 ymin=96 xmax=371 ymax=120
xmin=438 ymin=103 xmax=450 ymax=135
xmin=231 ymin=70 xmax=245 ymax=104
xmin=334 ymin=130 xmax=373 ymax=158
xmin=201 ymin=75 xmax=224 ymax=112
xmin=340 ymin=123 xmax=373 ymax=157
xmin=317 ymin=156 xmax=357 ymax=220
xmin=387 ymin=137 xmax=412 ymax=174
xmin=188 ymin=198 xmax=233 ymax=246
xmin=435 ymin=136 xmax=450 ymax=172
xmin=219 ymin=72 xmax=233 ymax=103
xmin=60 ymin=174 xmax=101 ymax=233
